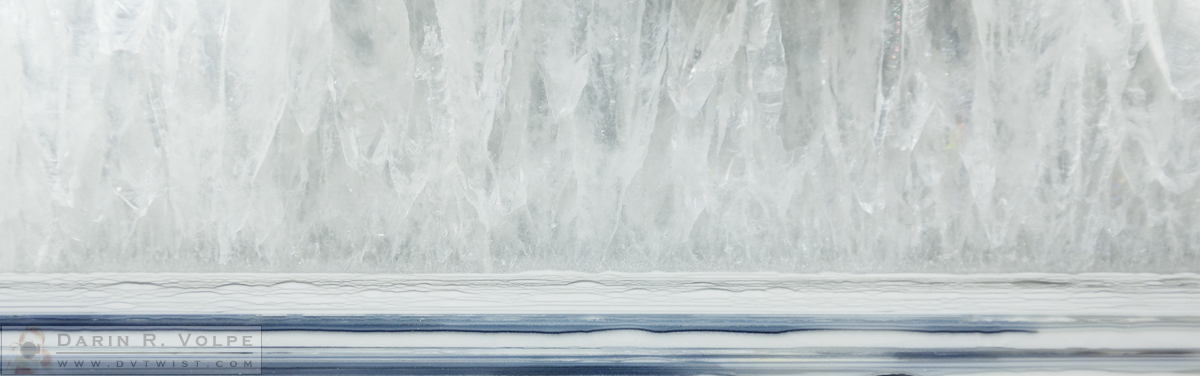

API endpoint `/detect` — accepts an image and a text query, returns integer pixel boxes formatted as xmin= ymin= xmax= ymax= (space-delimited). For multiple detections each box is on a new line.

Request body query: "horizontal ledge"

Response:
xmin=1 ymin=272 xmax=1197 ymax=316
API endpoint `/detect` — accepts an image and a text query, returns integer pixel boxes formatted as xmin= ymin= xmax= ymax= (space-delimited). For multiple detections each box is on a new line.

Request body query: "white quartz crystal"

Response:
xmin=1 ymin=0 xmax=1197 ymax=272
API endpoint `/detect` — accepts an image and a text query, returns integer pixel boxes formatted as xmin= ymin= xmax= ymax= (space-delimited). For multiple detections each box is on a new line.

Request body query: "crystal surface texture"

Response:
xmin=1 ymin=0 xmax=1199 ymax=273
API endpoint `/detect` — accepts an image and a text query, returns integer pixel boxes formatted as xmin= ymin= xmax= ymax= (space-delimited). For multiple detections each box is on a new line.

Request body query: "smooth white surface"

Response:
xmin=2 ymin=272 xmax=1197 ymax=316
xmin=261 ymin=328 xmax=1200 ymax=350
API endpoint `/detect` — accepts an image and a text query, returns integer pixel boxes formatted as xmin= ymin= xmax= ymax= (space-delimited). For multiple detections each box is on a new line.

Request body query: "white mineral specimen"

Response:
xmin=0 ymin=0 xmax=1197 ymax=273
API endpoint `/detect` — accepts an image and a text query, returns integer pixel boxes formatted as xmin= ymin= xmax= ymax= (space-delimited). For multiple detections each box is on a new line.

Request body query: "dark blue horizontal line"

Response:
xmin=0 ymin=314 xmax=1037 ymax=334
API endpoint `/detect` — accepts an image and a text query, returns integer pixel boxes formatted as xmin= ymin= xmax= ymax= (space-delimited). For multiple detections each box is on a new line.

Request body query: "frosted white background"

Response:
xmin=1 ymin=0 xmax=1198 ymax=273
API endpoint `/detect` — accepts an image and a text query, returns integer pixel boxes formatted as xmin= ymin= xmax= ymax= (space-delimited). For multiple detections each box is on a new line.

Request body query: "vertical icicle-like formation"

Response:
xmin=0 ymin=0 xmax=1197 ymax=273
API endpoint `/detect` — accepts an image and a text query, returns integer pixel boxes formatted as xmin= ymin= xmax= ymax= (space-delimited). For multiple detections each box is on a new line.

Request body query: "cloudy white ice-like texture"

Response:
xmin=0 ymin=0 xmax=1198 ymax=273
